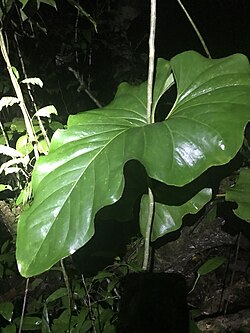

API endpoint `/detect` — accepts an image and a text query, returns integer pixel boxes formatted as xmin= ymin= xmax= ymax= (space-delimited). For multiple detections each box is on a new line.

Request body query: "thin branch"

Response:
xmin=177 ymin=0 xmax=211 ymax=59
xmin=74 ymin=4 xmax=80 ymax=66
xmin=14 ymin=33 xmax=50 ymax=149
xmin=60 ymin=259 xmax=73 ymax=314
xmin=18 ymin=278 xmax=29 ymax=333
xmin=0 ymin=30 xmax=39 ymax=160
xmin=68 ymin=66 xmax=102 ymax=108
xmin=0 ymin=120 xmax=9 ymax=146
xmin=81 ymin=275 xmax=97 ymax=333
xmin=65 ymin=0 xmax=97 ymax=33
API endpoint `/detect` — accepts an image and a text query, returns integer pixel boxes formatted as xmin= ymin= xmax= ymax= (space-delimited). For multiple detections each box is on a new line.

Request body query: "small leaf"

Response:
xmin=93 ymin=271 xmax=113 ymax=281
xmin=14 ymin=316 xmax=42 ymax=330
xmin=30 ymin=278 xmax=43 ymax=290
xmin=103 ymin=323 xmax=116 ymax=333
xmin=16 ymin=134 xmax=33 ymax=155
xmin=225 ymin=168 xmax=250 ymax=222
xmin=46 ymin=288 xmax=68 ymax=303
xmin=16 ymin=183 xmax=32 ymax=205
xmin=20 ymin=8 xmax=28 ymax=21
xmin=197 ymin=256 xmax=227 ymax=276
xmin=1 ymin=240 xmax=10 ymax=254
xmin=0 ymin=184 xmax=13 ymax=192
xmin=0 ymin=97 xmax=19 ymax=111
xmin=37 ymin=139 xmax=49 ymax=154
xmin=34 ymin=105 xmax=58 ymax=118
xmin=0 ymin=156 xmax=29 ymax=174
xmin=75 ymin=308 xmax=88 ymax=332
xmin=3 ymin=167 xmax=21 ymax=175
xmin=2 ymin=323 xmax=16 ymax=333
xmin=10 ymin=118 xmax=26 ymax=133
xmin=42 ymin=303 xmax=50 ymax=333
xmin=21 ymin=77 xmax=43 ymax=88
xmin=51 ymin=310 xmax=72 ymax=332
xmin=0 ymin=302 xmax=14 ymax=322
xmin=49 ymin=120 xmax=65 ymax=131
xmin=40 ymin=0 xmax=57 ymax=9
xmin=0 ymin=145 xmax=23 ymax=158
xmin=18 ymin=0 xmax=29 ymax=9
xmin=140 ymin=188 xmax=212 ymax=241
xmin=11 ymin=67 xmax=19 ymax=80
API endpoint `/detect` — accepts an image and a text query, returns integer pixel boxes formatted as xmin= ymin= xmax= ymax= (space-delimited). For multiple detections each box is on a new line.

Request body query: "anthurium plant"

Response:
xmin=16 ymin=50 xmax=250 ymax=277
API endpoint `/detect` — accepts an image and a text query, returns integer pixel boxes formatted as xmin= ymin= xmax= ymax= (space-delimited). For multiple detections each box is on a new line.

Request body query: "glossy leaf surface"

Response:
xmin=140 ymin=188 xmax=212 ymax=241
xmin=17 ymin=51 xmax=250 ymax=277
xmin=0 ymin=302 xmax=14 ymax=322
xmin=225 ymin=168 xmax=250 ymax=222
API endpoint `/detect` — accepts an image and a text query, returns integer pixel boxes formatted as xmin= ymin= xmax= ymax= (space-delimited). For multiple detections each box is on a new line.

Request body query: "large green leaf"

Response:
xmin=16 ymin=51 xmax=250 ymax=277
xmin=225 ymin=168 xmax=250 ymax=222
xmin=140 ymin=188 xmax=212 ymax=241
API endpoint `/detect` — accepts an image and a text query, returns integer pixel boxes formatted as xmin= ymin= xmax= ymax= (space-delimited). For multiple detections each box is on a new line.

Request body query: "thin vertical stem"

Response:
xmin=14 ymin=33 xmax=50 ymax=149
xmin=60 ymin=259 xmax=73 ymax=314
xmin=18 ymin=278 xmax=29 ymax=333
xmin=142 ymin=187 xmax=155 ymax=270
xmin=143 ymin=0 xmax=157 ymax=271
xmin=147 ymin=0 xmax=157 ymax=124
xmin=0 ymin=30 xmax=39 ymax=159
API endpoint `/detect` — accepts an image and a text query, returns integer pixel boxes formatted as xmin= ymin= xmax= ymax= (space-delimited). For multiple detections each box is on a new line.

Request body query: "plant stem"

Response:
xmin=0 ymin=121 xmax=9 ymax=146
xmin=142 ymin=0 xmax=157 ymax=271
xmin=81 ymin=275 xmax=97 ymax=333
xmin=18 ymin=278 xmax=29 ymax=333
xmin=176 ymin=0 xmax=211 ymax=59
xmin=0 ymin=30 xmax=39 ymax=160
xmin=14 ymin=33 xmax=51 ymax=150
xmin=60 ymin=259 xmax=73 ymax=315
xmin=146 ymin=0 xmax=157 ymax=125
xmin=142 ymin=187 xmax=155 ymax=270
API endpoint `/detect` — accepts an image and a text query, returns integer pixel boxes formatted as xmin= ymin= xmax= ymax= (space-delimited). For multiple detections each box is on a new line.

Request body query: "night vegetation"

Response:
xmin=0 ymin=1 xmax=250 ymax=332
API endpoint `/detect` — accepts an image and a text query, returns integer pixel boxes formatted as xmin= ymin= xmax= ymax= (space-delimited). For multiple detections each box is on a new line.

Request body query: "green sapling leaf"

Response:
xmin=34 ymin=105 xmax=58 ymax=118
xmin=0 ymin=302 xmax=14 ymax=322
xmin=16 ymin=182 xmax=32 ymax=206
xmin=10 ymin=118 xmax=26 ymax=133
xmin=197 ymin=256 xmax=227 ymax=276
xmin=0 ymin=145 xmax=23 ymax=158
xmin=46 ymin=288 xmax=68 ymax=303
xmin=1 ymin=323 xmax=16 ymax=333
xmin=11 ymin=67 xmax=19 ymax=80
xmin=16 ymin=134 xmax=33 ymax=155
xmin=140 ymin=188 xmax=212 ymax=241
xmin=21 ymin=77 xmax=43 ymax=88
xmin=225 ymin=168 xmax=250 ymax=222
xmin=40 ymin=0 xmax=57 ymax=9
xmin=18 ymin=0 xmax=29 ymax=9
xmin=13 ymin=316 xmax=42 ymax=330
xmin=189 ymin=256 xmax=227 ymax=294
xmin=0 ymin=156 xmax=29 ymax=175
xmin=0 ymin=97 xmax=19 ymax=111
xmin=0 ymin=184 xmax=13 ymax=192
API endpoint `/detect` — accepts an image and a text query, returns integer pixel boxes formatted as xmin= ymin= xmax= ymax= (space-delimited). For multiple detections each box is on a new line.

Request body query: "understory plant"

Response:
xmin=1 ymin=0 xmax=250 ymax=332
xmin=15 ymin=50 xmax=250 ymax=277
